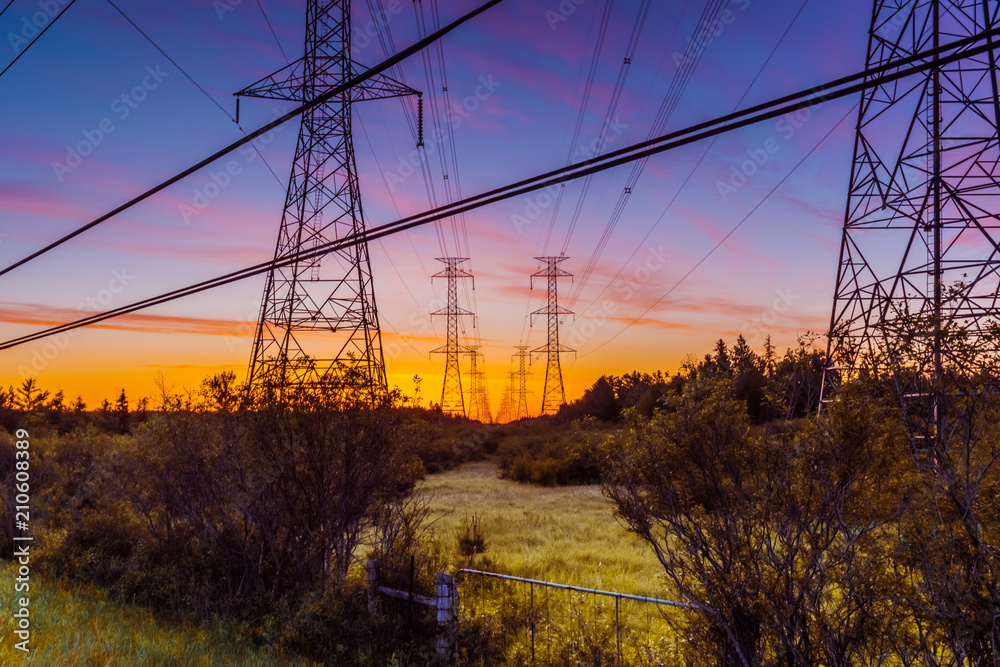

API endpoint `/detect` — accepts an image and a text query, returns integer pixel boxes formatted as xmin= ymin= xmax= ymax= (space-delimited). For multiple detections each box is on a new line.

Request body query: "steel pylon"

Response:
xmin=825 ymin=0 xmax=1000 ymax=441
xmin=431 ymin=257 xmax=474 ymax=416
xmin=511 ymin=345 xmax=533 ymax=421
xmin=531 ymin=257 xmax=574 ymax=415
xmin=239 ymin=0 xmax=418 ymax=402
xmin=464 ymin=345 xmax=492 ymax=423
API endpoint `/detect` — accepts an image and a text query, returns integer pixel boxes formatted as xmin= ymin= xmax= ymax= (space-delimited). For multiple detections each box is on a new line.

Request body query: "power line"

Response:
xmin=565 ymin=0 xmax=728 ymax=301
xmin=2 ymin=31 xmax=995 ymax=350
xmin=580 ymin=0 xmax=812 ymax=314
xmin=0 ymin=0 xmax=77 ymax=79
xmin=0 ymin=0 xmax=506 ymax=281
xmin=0 ymin=0 xmax=16 ymax=21
xmin=578 ymin=103 xmax=858 ymax=360
xmin=106 ymin=0 xmax=232 ymax=121
xmin=104 ymin=0 xmax=285 ymax=189
xmin=254 ymin=0 xmax=289 ymax=64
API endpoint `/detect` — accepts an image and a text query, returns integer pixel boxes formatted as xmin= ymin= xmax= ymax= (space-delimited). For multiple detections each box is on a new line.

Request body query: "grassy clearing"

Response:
xmin=417 ymin=461 xmax=684 ymax=665
xmin=0 ymin=563 xmax=311 ymax=666
xmin=416 ymin=460 xmax=667 ymax=598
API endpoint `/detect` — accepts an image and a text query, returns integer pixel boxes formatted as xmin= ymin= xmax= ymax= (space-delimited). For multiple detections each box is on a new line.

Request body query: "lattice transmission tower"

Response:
xmin=531 ymin=255 xmax=574 ymax=415
xmin=431 ymin=257 xmax=474 ymax=416
xmin=511 ymin=345 xmax=533 ymax=421
xmin=464 ymin=346 xmax=491 ymax=423
xmin=239 ymin=0 xmax=418 ymax=402
xmin=496 ymin=373 xmax=513 ymax=423
xmin=825 ymin=0 xmax=1000 ymax=441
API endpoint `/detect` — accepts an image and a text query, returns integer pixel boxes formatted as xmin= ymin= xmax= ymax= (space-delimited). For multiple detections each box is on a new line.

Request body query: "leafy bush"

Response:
xmin=497 ymin=419 xmax=609 ymax=486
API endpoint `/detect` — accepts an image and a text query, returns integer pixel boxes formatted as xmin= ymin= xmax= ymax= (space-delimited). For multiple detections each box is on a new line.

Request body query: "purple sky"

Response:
xmin=0 ymin=0 xmax=871 ymax=410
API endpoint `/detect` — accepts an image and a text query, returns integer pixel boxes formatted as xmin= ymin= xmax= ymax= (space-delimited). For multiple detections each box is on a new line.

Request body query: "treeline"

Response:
xmin=497 ymin=336 xmax=826 ymax=486
xmin=560 ymin=334 xmax=826 ymax=424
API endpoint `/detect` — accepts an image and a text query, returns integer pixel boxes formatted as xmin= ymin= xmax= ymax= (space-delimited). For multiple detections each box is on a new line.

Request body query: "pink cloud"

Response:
xmin=0 ymin=301 xmax=248 ymax=337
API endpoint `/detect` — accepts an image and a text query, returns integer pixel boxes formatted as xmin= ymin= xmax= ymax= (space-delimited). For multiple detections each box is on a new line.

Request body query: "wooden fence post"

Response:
xmin=366 ymin=558 xmax=379 ymax=615
xmin=436 ymin=571 xmax=456 ymax=661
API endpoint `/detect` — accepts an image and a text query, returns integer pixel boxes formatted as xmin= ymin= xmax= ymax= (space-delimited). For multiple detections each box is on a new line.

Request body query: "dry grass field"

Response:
xmin=416 ymin=460 xmax=669 ymax=598
xmin=0 ymin=563 xmax=311 ymax=666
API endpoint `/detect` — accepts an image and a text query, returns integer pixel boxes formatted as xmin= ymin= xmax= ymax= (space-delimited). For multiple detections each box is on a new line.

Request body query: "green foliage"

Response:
xmin=11 ymin=373 xmax=439 ymax=664
xmin=497 ymin=418 xmax=608 ymax=486
xmin=398 ymin=411 xmax=500 ymax=474
xmin=603 ymin=376 xmax=914 ymax=665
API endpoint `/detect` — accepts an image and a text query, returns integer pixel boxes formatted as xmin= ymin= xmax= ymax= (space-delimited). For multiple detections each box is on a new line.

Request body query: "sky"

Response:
xmin=0 ymin=0 xmax=872 ymax=414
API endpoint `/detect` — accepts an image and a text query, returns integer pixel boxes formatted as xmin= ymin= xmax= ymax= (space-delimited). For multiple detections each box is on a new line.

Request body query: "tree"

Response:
xmin=199 ymin=371 xmax=240 ymax=412
xmin=602 ymin=376 xmax=911 ymax=665
xmin=47 ymin=390 xmax=65 ymax=412
xmin=413 ymin=374 xmax=422 ymax=408
xmin=578 ymin=376 xmax=621 ymax=421
xmin=115 ymin=389 xmax=130 ymax=434
xmin=867 ymin=295 xmax=1000 ymax=662
xmin=16 ymin=378 xmax=49 ymax=412
xmin=772 ymin=336 xmax=825 ymax=418
xmin=730 ymin=335 xmax=769 ymax=423
xmin=714 ymin=338 xmax=731 ymax=374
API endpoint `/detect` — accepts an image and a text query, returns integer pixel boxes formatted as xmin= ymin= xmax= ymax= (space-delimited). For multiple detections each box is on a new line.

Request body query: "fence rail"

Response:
xmin=366 ymin=559 xmax=691 ymax=665
xmin=454 ymin=568 xmax=691 ymax=665
xmin=455 ymin=568 xmax=693 ymax=609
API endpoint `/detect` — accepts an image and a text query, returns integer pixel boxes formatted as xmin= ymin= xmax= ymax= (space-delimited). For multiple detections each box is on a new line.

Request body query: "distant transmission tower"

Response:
xmin=531 ymin=257 xmax=574 ymax=415
xmin=464 ymin=346 xmax=491 ymax=423
xmin=511 ymin=345 xmax=533 ymax=420
xmin=825 ymin=0 xmax=1000 ymax=442
xmin=496 ymin=372 xmax=514 ymax=423
xmin=431 ymin=257 xmax=474 ymax=416
xmin=239 ymin=0 xmax=418 ymax=401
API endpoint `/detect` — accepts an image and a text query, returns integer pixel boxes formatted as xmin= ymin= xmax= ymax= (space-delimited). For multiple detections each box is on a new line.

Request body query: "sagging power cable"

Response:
xmin=2 ymin=30 xmax=995 ymax=351
xmin=0 ymin=0 xmax=507 ymax=280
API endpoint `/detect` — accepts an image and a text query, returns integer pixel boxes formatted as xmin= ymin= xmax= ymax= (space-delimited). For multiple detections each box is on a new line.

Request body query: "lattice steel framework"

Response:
xmin=464 ymin=346 xmax=492 ymax=423
xmin=511 ymin=345 xmax=533 ymax=421
xmin=531 ymin=257 xmax=574 ymax=415
xmin=826 ymin=0 xmax=1000 ymax=438
xmin=239 ymin=0 xmax=417 ymax=401
xmin=496 ymin=373 xmax=513 ymax=423
xmin=431 ymin=257 xmax=474 ymax=416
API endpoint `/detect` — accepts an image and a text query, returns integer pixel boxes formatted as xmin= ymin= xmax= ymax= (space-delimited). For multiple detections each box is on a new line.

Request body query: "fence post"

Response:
xmin=366 ymin=558 xmax=379 ymax=615
xmin=436 ymin=571 xmax=456 ymax=661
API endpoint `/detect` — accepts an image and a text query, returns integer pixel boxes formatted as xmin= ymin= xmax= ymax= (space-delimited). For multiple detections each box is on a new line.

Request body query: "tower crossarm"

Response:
xmin=236 ymin=57 xmax=419 ymax=103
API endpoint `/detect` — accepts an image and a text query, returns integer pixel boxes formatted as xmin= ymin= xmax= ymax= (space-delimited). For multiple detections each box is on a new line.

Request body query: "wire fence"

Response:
xmin=453 ymin=569 xmax=691 ymax=666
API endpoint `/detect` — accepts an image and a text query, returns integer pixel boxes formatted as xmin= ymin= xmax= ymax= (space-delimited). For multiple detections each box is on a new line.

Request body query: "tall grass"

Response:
xmin=417 ymin=461 xmax=666 ymax=597
xmin=0 ymin=563 xmax=311 ymax=666
xmin=416 ymin=461 xmax=684 ymax=665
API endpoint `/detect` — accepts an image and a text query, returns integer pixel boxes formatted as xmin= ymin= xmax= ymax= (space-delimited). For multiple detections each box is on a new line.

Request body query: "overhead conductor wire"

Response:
xmin=1 ymin=27 xmax=996 ymax=349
